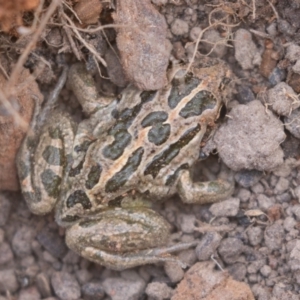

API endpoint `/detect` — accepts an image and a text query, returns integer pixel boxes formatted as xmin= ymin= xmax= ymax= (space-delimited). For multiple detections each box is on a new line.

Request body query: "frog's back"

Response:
xmin=62 ymin=59 xmax=231 ymax=218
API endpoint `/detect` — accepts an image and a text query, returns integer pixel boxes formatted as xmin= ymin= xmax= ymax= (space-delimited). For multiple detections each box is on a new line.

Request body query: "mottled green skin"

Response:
xmin=17 ymin=60 xmax=234 ymax=270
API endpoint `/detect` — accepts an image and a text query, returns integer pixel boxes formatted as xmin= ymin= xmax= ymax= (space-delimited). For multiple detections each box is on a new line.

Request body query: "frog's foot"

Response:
xmin=64 ymin=207 xmax=197 ymax=270
xmin=177 ymin=166 xmax=234 ymax=204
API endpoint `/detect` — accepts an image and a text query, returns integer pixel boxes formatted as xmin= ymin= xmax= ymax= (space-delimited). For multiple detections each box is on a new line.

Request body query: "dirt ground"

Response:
xmin=1 ymin=0 xmax=300 ymax=299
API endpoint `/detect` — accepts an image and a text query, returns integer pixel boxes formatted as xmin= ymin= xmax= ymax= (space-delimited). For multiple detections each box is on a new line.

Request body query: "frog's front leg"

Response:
xmin=17 ymin=113 xmax=76 ymax=215
xmin=177 ymin=166 xmax=234 ymax=204
xmin=65 ymin=207 xmax=197 ymax=270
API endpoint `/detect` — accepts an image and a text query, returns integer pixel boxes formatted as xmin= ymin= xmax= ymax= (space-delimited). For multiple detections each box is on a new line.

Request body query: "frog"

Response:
xmin=17 ymin=58 xmax=234 ymax=270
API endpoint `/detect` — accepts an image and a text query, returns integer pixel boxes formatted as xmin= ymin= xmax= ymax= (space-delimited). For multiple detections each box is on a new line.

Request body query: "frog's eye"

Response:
xmin=219 ymin=77 xmax=231 ymax=91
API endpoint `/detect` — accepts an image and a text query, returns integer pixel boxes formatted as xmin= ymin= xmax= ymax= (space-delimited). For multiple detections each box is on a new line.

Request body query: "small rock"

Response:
xmin=247 ymin=226 xmax=263 ymax=246
xmin=252 ymin=283 xmax=272 ymax=299
xmin=236 ymin=85 xmax=255 ymax=104
xmin=177 ymin=214 xmax=196 ymax=234
xmin=0 ymin=269 xmax=19 ymax=293
xmin=264 ymin=223 xmax=284 ymax=251
xmin=172 ymin=41 xmax=186 ymax=61
xmin=172 ymin=262 xmax=255 ymax=300
xmin=247 ymin=259 xmax=265 ymax=274
xmin=287 ymin=71 xmax=300 ymax=93
xmin=12 ymin=225 xmax=34 ymax=258
xmin=0 ymin=242 xmax=13 ymax=265
xmin=195 ymin=232 xmax=222 ymax=261
xmin=268 ymin=67 xmax=286 ymax=86
xmin=102 ymin=277 xmax=146 ymax=300
xmin=82 ymin=281 xmax=105 ymax=300
xmin=214 ymin=100 xmax=285 ymax=171
xmin=235 ymin=169 xmax=263 ymax=188
xmin=292 ymin=205 xmax=300 ymax=221
xmin=257 ymin=194 xmax=275 ymax=211
xmin=170 ymin=19 xmax=189 ymax=36
xmin=260 ymin=265 xmax=272 ymax=277
xmin=237 ymin=188 xmax=251 ymax=202
xmin=267 ymin=82 xmax=300 ymax=116
xmin=218 ymin=238 xmax=244 ymax=264
xmin=201 ymin=29 xmax=227 ymax=58
xmin=18 ymin=286 xmax=41 ymax=300
xmin=251 ymin=182 xmax=265 ymax=195
xmin=283 ymin=216 xmax=297 ymax=231
xmin=105 ymin=45 xmax=128 ymax=87
xmin=0 ymin=194 xmax=11 ymax=226
xmin=292 ymin=59 xmax=300 ymax=74
xmin=273 ymin=158 xmax=297 ymax=177
xmin=295 ymin=186 xmax=300 ymax=202
xmin=227 ymin=263 xmax=247 ymax=281
xmin=36 ymin=273 xmax=52 ymax=298
xmin=37 ymin=226 xmax=68 ymax=259
xmin=274 ymin=177 xmax=290 ymax=194
xmin=286 ymin=43 xmax=300 ymax=62
xmin=276 ymin=191 xmax=292 ymax=203
xmin=178 ymin=249 xmax=197 ymax=267
xmin=189 ymin=26 xmax=201 ymax=42
xmin=51 ymin=272 xmax=81 ymax=300
xmin=285 ymin=108 xmax=300 ymax=138
xmin=278 ymin=19 xmax=296 ymax=36
xmin=145 ymin=282 xmax=173 ymax=300
xmin=272 ymin=282 xmax=299 ymax=299
xmin=75 ymin=269 xmax=93 ymax=285
xmin=151 ymin=0 xmax=168 ymax=5
xmin=209 ymin=198 xmax=240 ymax=217
xmin=164 ymin=261 xmax=184 ymax=283
xmin=234 ymin=29 xmax=261 ymax=70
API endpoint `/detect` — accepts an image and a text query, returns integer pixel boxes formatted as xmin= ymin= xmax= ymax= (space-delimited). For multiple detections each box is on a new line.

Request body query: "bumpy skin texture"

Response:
xmin=17 ymin=59 xmax=234 ymax=270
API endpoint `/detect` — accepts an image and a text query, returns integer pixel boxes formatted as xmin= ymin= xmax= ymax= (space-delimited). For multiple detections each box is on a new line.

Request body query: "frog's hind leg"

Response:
xmin=17 ymin=67 xmax=76 ymax=215
xmin=65 ymin=207 xmax=197 ymax=270
xmin=177 ymin=165 xmax=235 ymax=204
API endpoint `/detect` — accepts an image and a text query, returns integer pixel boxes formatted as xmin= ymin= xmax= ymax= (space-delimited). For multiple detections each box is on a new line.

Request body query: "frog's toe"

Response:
xmin=177 ymin=169 xmax=234 ymax=204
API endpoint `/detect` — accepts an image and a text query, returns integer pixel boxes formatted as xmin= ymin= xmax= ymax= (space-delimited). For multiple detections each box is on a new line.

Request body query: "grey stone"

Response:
xmin=145 ymin=282 xmax=173 ymax=300
xmin=235 ymin=169 xmax=262 ymax=188
xmin=218 ymin=238 xmax=244 ymax=264
xmin=103 ymin=276 xmax=145 ymax=300
xmin=234 ymin=29 xmax=261 ymax=69
xmin=196 ymin=232 xmax=222 ymax=261
xmin=36 ymin=272 xmax=52 ymax=298
xmin=37 ymin=226 xmax=68 ymax=259
xmin=170 ymin=19 xmax=189 ymax=36
xmin=0 ymin=194 xmax=11 ymax=226
xmin=257 ymin=194 xmax=275 ymax=211
xmin=164 ymin=261 xmax=184 ymax=283
xmin=214 ymin=101 xmax=285 ymax=171
xmin=264 ymin=223 xmax=284 ymax=251
xmin=18 ymin=286 xmax=41 ymax=300
xmin=51 ymin=272 xmax=81 ymax=300
xmin=209 ymin=198 xmax=240 ymax=217
xmin=286 ymin=44 xmax=300 ymax=62
xmin=274 ymin=177 xmax=290 ymax=194
xmin=247 ymin=226 xmax=263 ymax=246
xmin=237 ymin=188 xmax=251 ymax=202
xmin=12 ymin=225 xmax=34 ymax=258
xmin=82 ymin=281 xmax=105 ymax=300
xmin=267 ymin=82 xmax=300 ymax=116
xmin=227 ymin=263 xmax=247 ymax=281
xmin=260 ymin=265 xmax=272 ymax=277
xmin=283 ymin=216 xmax=297 ymax=232
xmin=0 ymin=242 xmax=13 ymax=265
xmin=0 ymin=269 xmax=19 ymax=293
